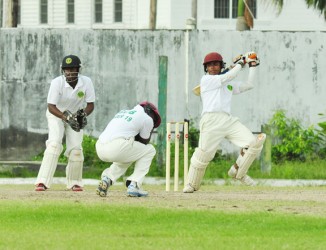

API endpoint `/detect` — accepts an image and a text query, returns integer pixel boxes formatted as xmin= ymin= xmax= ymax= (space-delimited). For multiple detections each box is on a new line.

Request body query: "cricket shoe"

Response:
xmin=35 ymin=183 xmax=47 ymax=191
xmin=228 ymin=165 xmax=255 ymax=186
xmin=183 ymin=183 xmax=195 ymax=193
xmin=127 ymin=184 xmax=148 ymax=197
xmin=96 ymin=176 xmax=111 ymax=197
xmin=71 ymin=185 xmax=83 ymax=192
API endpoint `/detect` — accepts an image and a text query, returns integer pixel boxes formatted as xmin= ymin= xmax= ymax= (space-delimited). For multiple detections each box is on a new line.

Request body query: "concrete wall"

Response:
xmin=1 ymin=29 xmax=326 ymax=159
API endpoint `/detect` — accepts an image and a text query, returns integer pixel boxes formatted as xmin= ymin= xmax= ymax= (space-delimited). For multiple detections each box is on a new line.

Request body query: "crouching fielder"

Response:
xmin=184 ymin=51 xmax=266 ymax=193
xmin=95 ymin=101 xmax=161 ymax=197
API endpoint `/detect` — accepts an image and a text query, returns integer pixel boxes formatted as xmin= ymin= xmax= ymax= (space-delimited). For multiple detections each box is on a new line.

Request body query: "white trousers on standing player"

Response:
xmin=35 ymin=110 xmax=84 ymax=188
xmin=185 ymin=112 xmax=256 ymax=191
xmin=95 ymin=138 xmax=156 ymax=187
xmin=198 ymin=112 xmax=255 ymax=157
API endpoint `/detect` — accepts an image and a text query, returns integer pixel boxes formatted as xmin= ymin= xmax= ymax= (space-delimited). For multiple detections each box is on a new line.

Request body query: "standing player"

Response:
xmin=35 ymin=55 xmax=95 ymax=191
xmin=95 ymin=101 xmax=161 ymax=197
xmin=183 ymin=51 xmax=266 ymax=193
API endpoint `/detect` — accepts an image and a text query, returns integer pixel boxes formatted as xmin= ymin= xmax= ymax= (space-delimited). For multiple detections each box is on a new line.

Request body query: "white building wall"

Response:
xmin=263 ymin=0 xmax=326 ymax=31
xmin=197 ymin=0 xmax=326 ymax=31
xmin=136 ymin=0 xmax=150 ymax=29
xmin=50 ymin=0 xmax=63 ymax=27
xmin=156 ymin=0 xmax=170 ymax=29
xmin=76 ymin=0 xmax=92 ymax=28
xmin=20 ymin=0 xmax=39 ymax=26
xmin=16 ymin=0 xmax=326 ymax=31
xmin=170 ymin=0 xmax=192 ymax=29
xmin=100 ymin=0 xmax=113 ymax=28
xmin=122 ymin=0 xmax=134 ymax=28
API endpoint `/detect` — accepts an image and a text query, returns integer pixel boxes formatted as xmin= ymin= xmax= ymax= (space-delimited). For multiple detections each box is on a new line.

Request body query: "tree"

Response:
xmin=272 ymin=0 xmax=326 ymax=20
xmin=304 ymin=0 xmax=326 ymax=19
xmin=2 ymin=0 xmax=19 ymax=27
xmin=236 ymin=0 xmax=326 ymax=31
xmin=236 ymin=0 xmax=254 ymax=31
xmin=149 ymin=0 xmax=157 ymax=30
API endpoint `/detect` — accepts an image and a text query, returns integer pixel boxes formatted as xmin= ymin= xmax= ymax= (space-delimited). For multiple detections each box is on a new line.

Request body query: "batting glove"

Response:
xmin=233 ymin=54 xmax=246 ymax=68
xmin=245 ymin=52 xmax=260 ymax=67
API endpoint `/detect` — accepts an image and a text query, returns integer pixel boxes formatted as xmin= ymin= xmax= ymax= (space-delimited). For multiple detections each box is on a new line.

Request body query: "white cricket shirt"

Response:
xmin=98 ymin=105 xmax=154 ymax=142
xmin=200 ymin=64 xmax=243 ymax=115
xmin=47 ymin=75 xmax=96 ymax=113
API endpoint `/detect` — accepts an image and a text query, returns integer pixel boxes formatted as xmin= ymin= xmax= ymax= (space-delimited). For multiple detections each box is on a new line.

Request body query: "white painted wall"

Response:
xmin=1 ymin=29 xmax=325 ymax=133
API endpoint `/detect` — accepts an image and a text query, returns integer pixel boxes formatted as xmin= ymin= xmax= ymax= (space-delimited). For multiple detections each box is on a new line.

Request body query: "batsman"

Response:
xmin=35 ymin=55 xmax=95 ymax=191
xmin=184 ymin=51 xmax=266 ymax=193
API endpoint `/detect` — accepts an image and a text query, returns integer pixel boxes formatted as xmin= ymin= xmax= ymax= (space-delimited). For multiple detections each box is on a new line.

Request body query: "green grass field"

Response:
xmin=0 ymin=184 xmax=326 ymax=250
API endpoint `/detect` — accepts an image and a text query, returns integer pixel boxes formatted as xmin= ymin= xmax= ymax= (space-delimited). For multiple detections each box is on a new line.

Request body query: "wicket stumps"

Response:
xmin=166 ymin=121 xmax=189 ymax=191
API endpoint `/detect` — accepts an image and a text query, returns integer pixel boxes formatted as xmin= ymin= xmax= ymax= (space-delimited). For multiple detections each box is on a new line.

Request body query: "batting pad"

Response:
xmin=66 ymin=149 xmax=84 ymax=189
xmin=236 ymin=133 xmax=266 ymax=179
xmin=187 ymin=148 xmax=213 ymax=191
xmin=35 ymin=142 xmax=63 ymax=188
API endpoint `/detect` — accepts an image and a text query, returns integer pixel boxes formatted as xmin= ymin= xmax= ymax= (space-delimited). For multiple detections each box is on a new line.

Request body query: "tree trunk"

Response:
xmin=3 ymin=0 xmax=13 ymax=27
xmin=2 ymin=0 xmax=18 ymax=27
xmin=149 ymin=0 xmax=157 ymax=30
xmin=236 ymin=0 xmax=250 ymax=31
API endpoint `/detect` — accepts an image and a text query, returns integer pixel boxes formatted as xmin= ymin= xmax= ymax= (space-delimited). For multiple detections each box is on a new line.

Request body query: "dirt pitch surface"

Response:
xmin=1 ymin=184 xmax=326 ymax=217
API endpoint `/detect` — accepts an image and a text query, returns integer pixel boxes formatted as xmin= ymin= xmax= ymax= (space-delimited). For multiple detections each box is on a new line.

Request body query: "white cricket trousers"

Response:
xmin=198 ymin=112 xmax=255 ymax=155
xmin=35 ymin=110 xmax=83 ymax=188
xmin=96 ymin=138 xmax=156 ymax=186
xmin=45 ymin=110 xmax=83 ymax=157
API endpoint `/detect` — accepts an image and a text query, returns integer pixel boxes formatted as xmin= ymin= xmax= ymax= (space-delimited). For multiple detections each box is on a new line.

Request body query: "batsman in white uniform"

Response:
xmin=35 ymin=55 xmax=95 ymax=192
xmin=183 ymin=51 xmax=266 ymax=193
xmin=96 ymin=101 xmax=161 ymax=197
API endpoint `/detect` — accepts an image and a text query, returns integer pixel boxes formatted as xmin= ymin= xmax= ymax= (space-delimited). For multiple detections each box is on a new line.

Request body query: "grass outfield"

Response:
xmin=0 ymin=184 xmax=326 ymax=250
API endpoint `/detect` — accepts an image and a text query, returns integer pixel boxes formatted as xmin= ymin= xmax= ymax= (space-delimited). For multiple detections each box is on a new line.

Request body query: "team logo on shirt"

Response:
xmin=227 ymin=85 xmax=233 ymax=91
xmin=77 ymin=91 xmax=85 ymax=98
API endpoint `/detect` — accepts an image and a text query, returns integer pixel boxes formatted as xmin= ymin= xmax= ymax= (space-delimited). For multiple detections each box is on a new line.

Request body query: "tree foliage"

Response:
xmin=272 ymin=0 xmax=326 ymax=20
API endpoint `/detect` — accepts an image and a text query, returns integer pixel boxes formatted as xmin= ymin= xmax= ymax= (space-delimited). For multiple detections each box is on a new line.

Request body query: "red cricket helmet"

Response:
xmin=203 ymin=52 xmax=225 ymax=73
xmin=139 ymin=101 xmax=161 ymax=128
xmin=203 ymin=52 xmax=224 ymax=65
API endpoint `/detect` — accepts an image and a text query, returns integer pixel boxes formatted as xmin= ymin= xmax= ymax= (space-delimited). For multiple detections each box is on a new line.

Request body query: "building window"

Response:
xmin=67 ymin=0 xmax=75 ymax=24
xmin=95 ymin=0 xmax=102 ymax=23
xmin=215 ymin=0 xmax=229 ymax=18
xmin=40 ymin=0 xmax=48 ymax=24
xmin=114 ymin=0 xmax=122 ymax=22
xmin=214 ymin=0 xmax=256 ymax=19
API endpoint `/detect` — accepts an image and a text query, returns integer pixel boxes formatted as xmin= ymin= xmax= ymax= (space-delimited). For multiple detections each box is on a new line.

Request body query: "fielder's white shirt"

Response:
xmin=98 ymin=105 xmax=154 ymax=142
xmin=200 ymin=64 xmax=245 ymax=115
xmin=47 ymin=75 xmax=96 ymax=113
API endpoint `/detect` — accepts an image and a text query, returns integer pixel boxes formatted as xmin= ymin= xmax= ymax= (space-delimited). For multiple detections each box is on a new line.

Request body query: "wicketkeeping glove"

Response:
xmin=76 ymin=109 xmax=87 ymax=129
xmin=63 ymin=110 xmax=80 ymax=132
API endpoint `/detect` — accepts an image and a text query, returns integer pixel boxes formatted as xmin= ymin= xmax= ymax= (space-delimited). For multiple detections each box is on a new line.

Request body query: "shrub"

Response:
xmin=268 ymin=110 xmax=320 ymax=163
xmin=316 ymin=112 xmax=326 ymax=158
